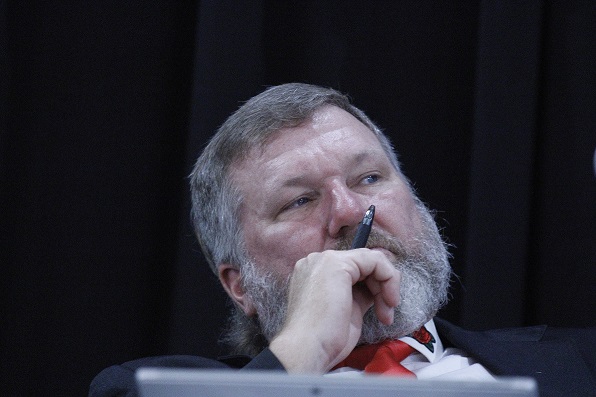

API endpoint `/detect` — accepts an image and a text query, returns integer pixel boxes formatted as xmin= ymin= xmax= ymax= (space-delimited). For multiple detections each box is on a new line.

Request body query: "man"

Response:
xmin=90 ymin=83 xmax=595 ymax=397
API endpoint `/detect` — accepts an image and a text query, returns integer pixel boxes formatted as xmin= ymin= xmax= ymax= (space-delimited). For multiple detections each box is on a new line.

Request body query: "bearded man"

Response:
xmin=90 ymin=83 xmax=595 ymax=397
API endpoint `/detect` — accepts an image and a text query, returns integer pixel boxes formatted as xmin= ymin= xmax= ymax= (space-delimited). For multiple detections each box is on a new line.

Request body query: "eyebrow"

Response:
xmin=276 ymin=150 xmax=379 ymax=189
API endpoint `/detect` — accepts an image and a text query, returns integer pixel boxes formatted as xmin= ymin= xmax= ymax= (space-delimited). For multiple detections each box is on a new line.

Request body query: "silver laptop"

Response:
xmin=136 ymin=368 xmax=538 ymax=397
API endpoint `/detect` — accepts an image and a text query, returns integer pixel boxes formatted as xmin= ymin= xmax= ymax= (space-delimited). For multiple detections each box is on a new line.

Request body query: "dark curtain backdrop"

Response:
xmin=1 ymin=1 xmax=594 ymax=396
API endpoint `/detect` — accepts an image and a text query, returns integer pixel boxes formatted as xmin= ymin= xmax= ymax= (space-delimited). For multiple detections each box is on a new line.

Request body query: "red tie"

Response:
xmin=333 ymin=340 xmax=416 ymax=377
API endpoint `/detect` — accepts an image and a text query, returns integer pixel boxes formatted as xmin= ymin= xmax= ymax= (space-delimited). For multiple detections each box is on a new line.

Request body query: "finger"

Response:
xmin=347 ymin=249 xmax=397 ymax=284
xmin=366 ymin=268 xmax=400 ymax=302
xmin=374 ymin=294 xmax=395 ymax=325
xmin=362 ymin=275 xmax=399 ymax=325
xmin=351 ymin=250 xmax=400 ymax=306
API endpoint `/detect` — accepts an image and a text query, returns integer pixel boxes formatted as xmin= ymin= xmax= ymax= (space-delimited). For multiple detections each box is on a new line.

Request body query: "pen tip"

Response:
xmin=364 ymin=205 xmax=375 ymax=222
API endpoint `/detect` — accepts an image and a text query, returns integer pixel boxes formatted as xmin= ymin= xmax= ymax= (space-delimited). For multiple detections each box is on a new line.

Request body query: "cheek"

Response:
xmin=245 ymin=221 xmax=324 ymax=273
xmin=374 ymin=189 xmax=421 ymax=236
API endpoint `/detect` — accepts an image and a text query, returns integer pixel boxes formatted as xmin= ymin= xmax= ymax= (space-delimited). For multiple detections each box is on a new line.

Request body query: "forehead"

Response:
xmin=233 ymin=106 xmax=385 ymax=170
xmin=229 ymin=106 xmax=394 ymax=195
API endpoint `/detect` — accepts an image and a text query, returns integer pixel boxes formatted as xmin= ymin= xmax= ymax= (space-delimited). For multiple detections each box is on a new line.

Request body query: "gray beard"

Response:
xmin=221 ymin=200 xmax=452 ymax=356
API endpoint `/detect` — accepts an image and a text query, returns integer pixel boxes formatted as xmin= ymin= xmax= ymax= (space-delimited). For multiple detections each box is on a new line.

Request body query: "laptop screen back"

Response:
xmin=136 ymin=368 xmax=538 ymax=397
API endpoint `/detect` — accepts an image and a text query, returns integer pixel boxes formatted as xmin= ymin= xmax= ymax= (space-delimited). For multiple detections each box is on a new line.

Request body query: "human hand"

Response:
xmin=268 ymin=248 xmax=400 ymax=374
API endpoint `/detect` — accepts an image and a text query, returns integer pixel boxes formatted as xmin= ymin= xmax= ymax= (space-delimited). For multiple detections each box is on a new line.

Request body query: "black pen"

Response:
xmin=351 ymin=205 xmax=375 ymax=249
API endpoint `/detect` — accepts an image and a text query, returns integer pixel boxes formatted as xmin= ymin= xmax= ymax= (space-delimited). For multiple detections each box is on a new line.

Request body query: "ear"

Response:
xmin=218 ymin=263 xmax=256 ymax=316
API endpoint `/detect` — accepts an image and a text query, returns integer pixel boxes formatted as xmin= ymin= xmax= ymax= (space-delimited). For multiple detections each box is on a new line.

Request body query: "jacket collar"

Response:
xmin=434 ymin=317 xmax=594 ymax=396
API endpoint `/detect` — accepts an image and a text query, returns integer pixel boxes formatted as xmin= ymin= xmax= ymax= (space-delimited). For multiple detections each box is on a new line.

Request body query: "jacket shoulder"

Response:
xmin=89 ymin=355 xmax=230 ymax=397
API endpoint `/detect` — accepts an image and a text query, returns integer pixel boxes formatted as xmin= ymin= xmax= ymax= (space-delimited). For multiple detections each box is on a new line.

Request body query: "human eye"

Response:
xmin=282 ymin=196 xmax=312 ymax=211
xmin=362 ymin=174 xmax=380 ymax=184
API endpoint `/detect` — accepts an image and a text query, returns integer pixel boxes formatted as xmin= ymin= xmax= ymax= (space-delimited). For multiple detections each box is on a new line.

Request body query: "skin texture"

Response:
xmin=218 ymin=105 xmax=426 ymax=373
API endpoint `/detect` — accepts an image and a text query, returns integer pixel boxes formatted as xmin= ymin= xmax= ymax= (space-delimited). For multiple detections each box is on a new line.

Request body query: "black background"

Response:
xmin=1 ymin=1 xmax=594 ymax=396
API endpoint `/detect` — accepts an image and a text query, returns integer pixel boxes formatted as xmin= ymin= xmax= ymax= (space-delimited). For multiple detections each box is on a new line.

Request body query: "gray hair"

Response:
xmin=189 ymin=83 xmax=402 ymax=273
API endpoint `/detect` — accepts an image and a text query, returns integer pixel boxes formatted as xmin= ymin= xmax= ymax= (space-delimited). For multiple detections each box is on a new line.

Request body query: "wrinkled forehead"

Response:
xmin=230 ymin=105 xmax=377 ymax=168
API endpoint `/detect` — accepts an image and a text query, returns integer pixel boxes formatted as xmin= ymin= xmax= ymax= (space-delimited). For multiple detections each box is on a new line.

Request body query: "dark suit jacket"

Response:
xmin=89 ymin=319 xmax=595 ymax=397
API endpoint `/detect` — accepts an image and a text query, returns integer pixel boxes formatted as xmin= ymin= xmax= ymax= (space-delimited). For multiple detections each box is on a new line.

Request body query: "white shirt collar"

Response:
xmin=399 ymin=319 xmax=443 ymax=363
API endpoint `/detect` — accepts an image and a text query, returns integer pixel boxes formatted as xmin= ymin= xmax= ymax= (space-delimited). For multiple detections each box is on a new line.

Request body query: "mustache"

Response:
xmin=334 ymin=229 xmax=410 ymax=263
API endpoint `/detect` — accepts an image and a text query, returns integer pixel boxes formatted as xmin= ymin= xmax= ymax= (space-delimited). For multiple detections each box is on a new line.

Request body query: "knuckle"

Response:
xmin=304 ymin=251 xmax=323 ymax=263
xmin=370 ymin=249 xmax=387 ymax=260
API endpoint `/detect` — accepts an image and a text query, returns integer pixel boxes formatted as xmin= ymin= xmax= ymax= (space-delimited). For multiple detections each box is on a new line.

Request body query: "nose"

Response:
xmin=326 ymin=182 xmax=367 ymax=239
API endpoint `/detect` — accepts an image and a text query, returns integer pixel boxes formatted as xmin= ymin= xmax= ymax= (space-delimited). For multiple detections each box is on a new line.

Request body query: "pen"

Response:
xmin=351 ymin=205 xmax=375 ymax=249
